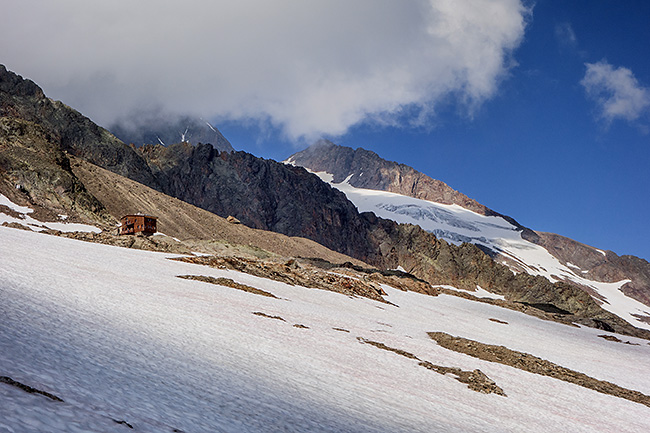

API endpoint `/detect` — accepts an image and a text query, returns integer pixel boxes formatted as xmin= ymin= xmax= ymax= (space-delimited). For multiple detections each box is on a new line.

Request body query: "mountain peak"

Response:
xmin=108 ymin=114 xmax=235 ymax=153
xmin=312 ymin=138 xmax=337 ymax=148
xmin=288 ymin=141 xmax=498 ymax=217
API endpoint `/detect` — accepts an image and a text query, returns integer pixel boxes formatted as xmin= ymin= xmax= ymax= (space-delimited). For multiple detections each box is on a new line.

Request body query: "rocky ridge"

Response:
xmin=137 ymin=142 xmax=375 ymax=260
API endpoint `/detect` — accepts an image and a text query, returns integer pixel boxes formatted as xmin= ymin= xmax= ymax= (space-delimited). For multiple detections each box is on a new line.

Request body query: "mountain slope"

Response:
xmin=137 ymin=142 xmax=377 ymax=260
xmin=535 ymin=231 xmax=650 ymax=312
xmin=0 ymin=116 xmax=112 ymax=227
xmin=287 ymin=139 xmax=525 ymax=226
xmin=3 ymin=64 xmax=650 ymax=431
xmin=2 ymin=64 xmax=647 ymax=337
xmin=0 ymin=65 xmax=158 ymax=188
xmin=134 ymin=143 xmax=649 ymax=335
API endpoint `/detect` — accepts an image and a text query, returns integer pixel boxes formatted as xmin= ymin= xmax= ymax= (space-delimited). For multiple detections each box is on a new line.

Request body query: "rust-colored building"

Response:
xmin=119 ymin=214 xmax=157 ymax=235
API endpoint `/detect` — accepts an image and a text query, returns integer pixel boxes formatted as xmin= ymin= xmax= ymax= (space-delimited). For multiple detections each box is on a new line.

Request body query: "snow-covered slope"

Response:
xmin=1 ymin=227 xmax=650 ymax=432
xmin=309 ymin=173 xmax=650 ymax=331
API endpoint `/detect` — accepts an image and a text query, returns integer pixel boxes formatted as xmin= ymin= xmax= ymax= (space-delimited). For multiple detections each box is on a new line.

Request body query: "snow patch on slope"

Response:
xmin=0 ymin=194 xmax=101 ymax=233
xmin=0 ymin=193 xmax=34 ymax=214
xmin=309 ymin=172 xmax=650 ymax=331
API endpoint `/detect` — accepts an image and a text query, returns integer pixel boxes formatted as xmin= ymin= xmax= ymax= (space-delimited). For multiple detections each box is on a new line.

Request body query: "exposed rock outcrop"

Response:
xmin=0 ymin=116 xmax=111 ymax=226
xmin=356 ymin=337 xmax=506 ymax=396
xmin=173 ymin=255 xmax=396 ymax=303
xmin=0 ymin=376 xmax=63 ymax=402
xmin=427 ymin=331 xmax=650 ymax=408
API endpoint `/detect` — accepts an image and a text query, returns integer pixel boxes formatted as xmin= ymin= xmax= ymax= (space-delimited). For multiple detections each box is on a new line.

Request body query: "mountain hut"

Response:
xmin=119 ymin=214 xmax=157 ymax=235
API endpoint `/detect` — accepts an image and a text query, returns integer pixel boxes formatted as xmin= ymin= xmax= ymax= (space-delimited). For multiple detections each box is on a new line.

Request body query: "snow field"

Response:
xmin=1 ymin=226 xmax=649 ymax=432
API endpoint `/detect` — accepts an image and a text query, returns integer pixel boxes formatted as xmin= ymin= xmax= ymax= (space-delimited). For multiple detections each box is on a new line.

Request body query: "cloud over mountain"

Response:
xmin=1 ymin=0 xmax=528 ymax=140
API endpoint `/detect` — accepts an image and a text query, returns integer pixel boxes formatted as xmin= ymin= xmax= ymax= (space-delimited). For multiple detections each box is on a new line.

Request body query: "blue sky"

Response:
xmin=221 ymin=1 xmax=650 ymax=261
xmin=2 ymin=1 xmax=648 ymax=260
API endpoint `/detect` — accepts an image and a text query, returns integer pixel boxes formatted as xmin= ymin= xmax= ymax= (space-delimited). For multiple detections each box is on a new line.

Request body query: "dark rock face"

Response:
xmin=138 ymin=142 xmax=376 ymax=260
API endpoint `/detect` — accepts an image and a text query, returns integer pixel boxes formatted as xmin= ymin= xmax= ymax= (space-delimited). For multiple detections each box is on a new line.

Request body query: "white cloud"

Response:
xmin=0 ymin=0 xmax=529 ymax=141
xmin=554 ymin=22 xmax=577 ymax=49
xmin=581 ymin=61 xmax=650 ymax=124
